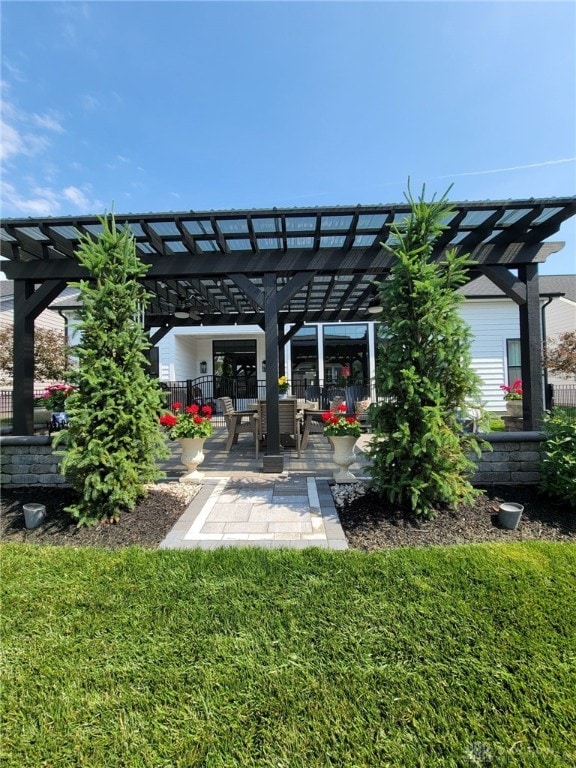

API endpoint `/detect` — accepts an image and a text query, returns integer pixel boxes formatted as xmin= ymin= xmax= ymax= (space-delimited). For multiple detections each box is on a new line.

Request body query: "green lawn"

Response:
xmin=2 ymin=542 xmax=575 ymax=767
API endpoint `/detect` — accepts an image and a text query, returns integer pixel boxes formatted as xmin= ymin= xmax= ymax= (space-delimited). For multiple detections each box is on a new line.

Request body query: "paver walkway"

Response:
xmin=159 ymin=474 xmax=348 ymax=550
xmin=157 ymin=429 xmax=373 ymax=550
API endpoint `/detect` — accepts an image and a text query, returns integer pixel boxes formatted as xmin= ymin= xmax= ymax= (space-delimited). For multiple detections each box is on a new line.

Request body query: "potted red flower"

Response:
xmin=500 ymin=380 xmax=523 ymax=417
xmin=159 ymin=402 xmax=214 ymax=483
xmin=321 ymin=403 xmax=362 ymax=483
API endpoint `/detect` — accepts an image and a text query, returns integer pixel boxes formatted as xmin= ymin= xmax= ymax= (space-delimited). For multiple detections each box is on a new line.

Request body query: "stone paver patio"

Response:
xmin=158 ymin=429 xmax=371 ymax=550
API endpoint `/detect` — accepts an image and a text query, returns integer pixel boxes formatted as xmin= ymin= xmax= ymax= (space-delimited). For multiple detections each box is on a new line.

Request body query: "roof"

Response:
xmin=2 ymin=197 xmax=575 ymax=326
xmin=460 ymin=274 xmax=576 ymax=302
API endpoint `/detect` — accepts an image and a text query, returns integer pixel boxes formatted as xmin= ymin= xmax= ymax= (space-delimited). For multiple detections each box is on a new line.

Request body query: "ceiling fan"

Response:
xmin=174 ymin=303 xmax=202 ymax=320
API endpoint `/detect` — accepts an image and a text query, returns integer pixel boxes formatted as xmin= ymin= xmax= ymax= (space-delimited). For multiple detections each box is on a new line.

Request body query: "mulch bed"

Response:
xmin=336 ymin=485 xmax=575 ymax=551
xmin=0 ymin=484 xmax=199 ymax=549
xmin=1 ymin=483 xmax=574 ymax=551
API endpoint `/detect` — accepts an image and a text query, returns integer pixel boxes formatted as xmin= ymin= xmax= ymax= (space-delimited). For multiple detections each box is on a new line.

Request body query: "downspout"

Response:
xmin=541 ymin=296 xmax=554 ymax=411
xmin=57 ymin=309 xmax=69 ymax=346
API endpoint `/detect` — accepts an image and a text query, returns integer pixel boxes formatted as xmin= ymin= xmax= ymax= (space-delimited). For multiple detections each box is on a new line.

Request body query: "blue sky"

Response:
xmin=1 ymin=0 xmax=575 ymax=275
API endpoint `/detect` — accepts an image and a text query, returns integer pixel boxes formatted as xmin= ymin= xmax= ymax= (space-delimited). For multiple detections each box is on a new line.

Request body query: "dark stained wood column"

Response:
xmin=12 ymin=281 xmax=35 ymax=435
xmin=12 ymin=279 xmax=67 ymax=435
xmin=518 ymin=264 xmax=544 ymax=430
xmin=263 ymin=272 xmax=282 ymax=471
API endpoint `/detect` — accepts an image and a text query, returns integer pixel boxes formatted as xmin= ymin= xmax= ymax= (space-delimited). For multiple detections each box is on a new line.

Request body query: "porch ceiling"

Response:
xmin=1 ymin=197 xmax=575 ymax=326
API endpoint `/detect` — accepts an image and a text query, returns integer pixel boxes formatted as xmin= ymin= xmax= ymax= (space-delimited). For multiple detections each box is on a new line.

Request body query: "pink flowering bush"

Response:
xmin=500 ymin=380 xmax=523 ymax=401
xmin=159 ymin=402 xmax=214 ymax=439
xmin=321 ymin=402 xmax=362 ymax=437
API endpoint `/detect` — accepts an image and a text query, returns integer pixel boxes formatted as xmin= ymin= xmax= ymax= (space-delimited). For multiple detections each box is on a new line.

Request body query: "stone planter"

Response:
xmin=177 ymin=437 xmax=206 ymax=483
xmin=505 ymin=400 xmax=523 ymax=418
xmin=328 ymin=435 xmax=359 ymax=483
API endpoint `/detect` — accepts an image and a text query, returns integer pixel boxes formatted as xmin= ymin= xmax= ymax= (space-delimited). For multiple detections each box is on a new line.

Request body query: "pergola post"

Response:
xmin=518 ymin=264 xmax=544 ymax=430
xmin=262 ymin=272 xmax=283 ymax=472
xmin=12 ymin=279 xmax=67 ymax=435
xmin=12 ymin=281 xmax=35 ymax=435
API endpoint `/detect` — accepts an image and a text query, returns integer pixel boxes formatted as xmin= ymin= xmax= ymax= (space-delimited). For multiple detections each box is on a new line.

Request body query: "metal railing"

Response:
xmin=548 ymin=383 xmax=576 ymax=419
xmin=1 ymin=377 xmax=381 ymax=429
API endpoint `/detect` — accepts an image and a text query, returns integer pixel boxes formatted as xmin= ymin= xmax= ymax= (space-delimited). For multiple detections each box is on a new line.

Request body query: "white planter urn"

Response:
xmin=328 ymin=435 xmax=358 ymax=483
xmin=33 ymin=407 xmax=50 ymax=425
xmin=177 ymin=437 xmax=206 ymax=483
xmin=505 ymin=400 xmax=523 ymax=418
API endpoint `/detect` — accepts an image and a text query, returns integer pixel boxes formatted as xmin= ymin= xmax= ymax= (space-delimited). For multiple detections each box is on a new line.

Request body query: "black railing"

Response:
xmin=1 ymin=377 xmax=381 ymax=430
xmin=548 ymin=383 xmax=576 ymax=418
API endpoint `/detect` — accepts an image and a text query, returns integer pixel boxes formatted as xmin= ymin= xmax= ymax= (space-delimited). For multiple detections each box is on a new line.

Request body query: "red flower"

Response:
xmin=159 ymin=413 xmax=178 ymax=427
xmin=159 ymin=401 xmax=214 ymax=439
xmin=346 ymin=417 xmax=357 ymax=424
xmin=337 ymin=402 xmax=347 ymax=412
xmin=321 ymin=411 xmax=332 ymax=422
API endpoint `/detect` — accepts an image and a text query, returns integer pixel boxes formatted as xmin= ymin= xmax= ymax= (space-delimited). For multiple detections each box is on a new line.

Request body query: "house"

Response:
xmin=1 ymin=272 xmax=573 ymax=412
xmin=0 ymin=275 xmax=576 ymax=412
xmin=154 ymin=274 xmax=576 ymax=413
xmin=459 ymin=274 xmax=576 ymax=392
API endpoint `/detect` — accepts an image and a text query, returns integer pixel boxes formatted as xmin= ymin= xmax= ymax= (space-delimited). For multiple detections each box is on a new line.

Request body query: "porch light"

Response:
xmin=200 ymin=361 xmax=207 ymax=374
xmin=262 ymin=360 xmax=266 ymax=372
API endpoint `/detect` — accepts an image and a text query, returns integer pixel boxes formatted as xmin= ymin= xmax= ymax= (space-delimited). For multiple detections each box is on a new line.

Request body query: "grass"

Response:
xmin=2 ymin=542 xmax=575 ymax=767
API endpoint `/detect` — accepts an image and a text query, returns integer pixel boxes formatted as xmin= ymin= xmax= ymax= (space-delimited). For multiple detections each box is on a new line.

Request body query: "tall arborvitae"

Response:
xmin=367 ymin=187 xmax=485 ymax=518
xmin=57 ymin=214 xmax=169 ymax=526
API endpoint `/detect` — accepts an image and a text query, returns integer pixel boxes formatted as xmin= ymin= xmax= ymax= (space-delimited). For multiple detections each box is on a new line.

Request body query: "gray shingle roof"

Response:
xmin=461 ymin=274 xmax=576 ymax=302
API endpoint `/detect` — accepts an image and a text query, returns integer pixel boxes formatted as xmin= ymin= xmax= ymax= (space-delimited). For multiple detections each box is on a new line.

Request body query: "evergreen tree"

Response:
xmin=367 ymin=187 xmax=484 ymax=518
xmin=57 ymin=214 xmax=169 ymax=526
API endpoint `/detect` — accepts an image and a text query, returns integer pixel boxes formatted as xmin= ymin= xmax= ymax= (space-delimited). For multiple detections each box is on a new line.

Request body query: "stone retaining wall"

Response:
xmin=1 ymin=432 xmax=545 ymax=487
xmin=470 ymin=432 xmax=543 ymax=485
xmin=0 ymin=436 xmax=67 ymax=486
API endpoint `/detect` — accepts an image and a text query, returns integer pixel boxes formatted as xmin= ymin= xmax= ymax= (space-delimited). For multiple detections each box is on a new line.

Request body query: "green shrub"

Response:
xmin=489 ymin=414 xmax=506 ymax=432
xmin=539 ymin=410 xmax=576 ymax=506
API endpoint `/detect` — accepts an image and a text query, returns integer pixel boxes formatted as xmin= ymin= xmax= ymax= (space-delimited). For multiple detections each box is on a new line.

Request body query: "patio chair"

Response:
xmin=255 ymin=399 xmax=302 ymax=458
xmin=217 ymin=397 xmax=258 ymax=456
xmin=345 ymin=384 xmax=370 ymax=414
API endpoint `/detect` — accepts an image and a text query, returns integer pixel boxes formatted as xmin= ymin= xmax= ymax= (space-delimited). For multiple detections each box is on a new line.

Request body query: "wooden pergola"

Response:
xmin=2 ymin=196 xmax=575 ymax=471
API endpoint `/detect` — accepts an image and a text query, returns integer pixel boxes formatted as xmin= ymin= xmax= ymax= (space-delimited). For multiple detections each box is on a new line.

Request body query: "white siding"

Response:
xmin=461 ymin=300 xmax=519 ymax=411
xmin=156 ymin=325 xmax=265 ymax=382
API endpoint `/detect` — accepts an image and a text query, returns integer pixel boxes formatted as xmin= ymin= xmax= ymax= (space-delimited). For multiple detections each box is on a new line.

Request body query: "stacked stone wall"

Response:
xmin=471 ymin=432 xmax=543 ymax=485
xmin=0 ymin=436 xmax=67 ymax=486
xmin=1 ymin=432 xmax=546 ymax=487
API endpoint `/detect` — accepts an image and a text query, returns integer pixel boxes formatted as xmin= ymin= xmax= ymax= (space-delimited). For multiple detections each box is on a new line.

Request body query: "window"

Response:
xmin=506 ymin=339 xmax=521 ymax=384
xmin=290 ymin=327 xmax=318 ymax=388
xmin=323 ymin=324 xmax=369 ymax=385
xmin=213 ymin=339 xmax=257 ymax=398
